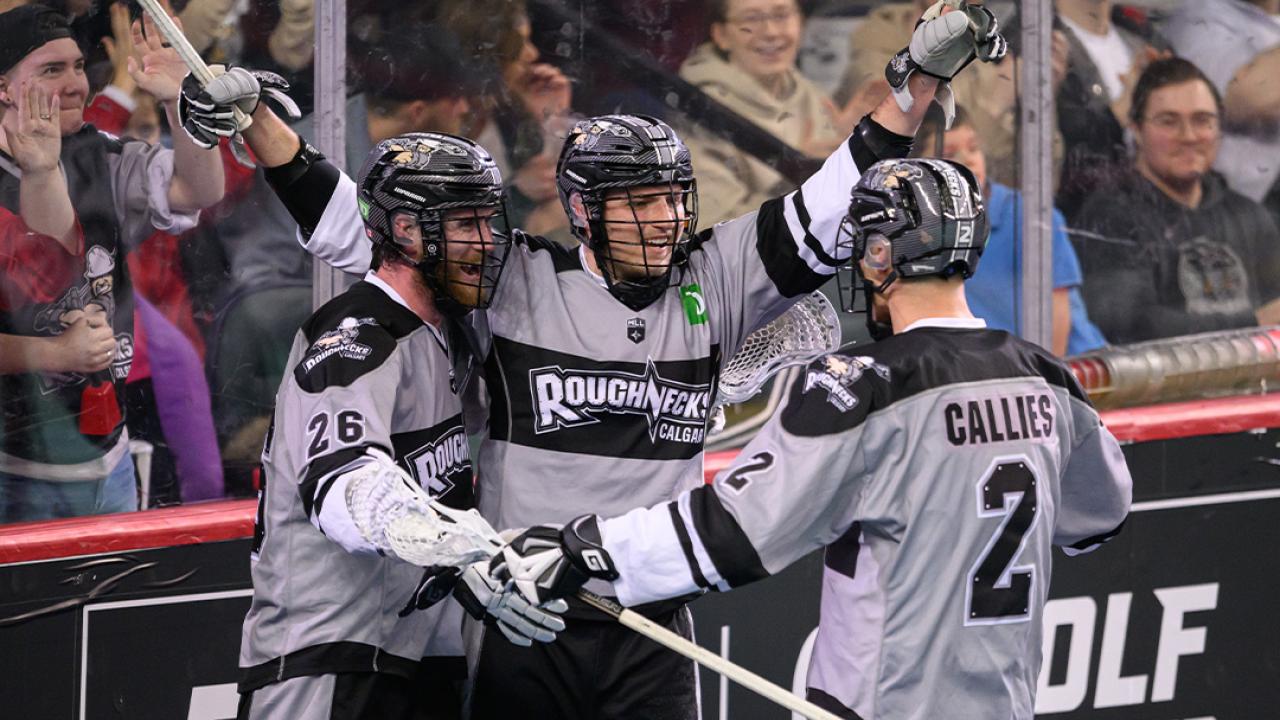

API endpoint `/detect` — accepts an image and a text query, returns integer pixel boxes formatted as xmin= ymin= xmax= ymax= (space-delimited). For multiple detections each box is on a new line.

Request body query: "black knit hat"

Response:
xmin=0 ymin=4 xmax=74 ymax=75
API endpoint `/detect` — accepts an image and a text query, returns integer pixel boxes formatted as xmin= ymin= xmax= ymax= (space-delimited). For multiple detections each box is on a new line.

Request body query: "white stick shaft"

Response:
xmin=133 ymin=0 xmax=250 ymax=126
xmin=577 ymin=591 xmax=842 ymax=720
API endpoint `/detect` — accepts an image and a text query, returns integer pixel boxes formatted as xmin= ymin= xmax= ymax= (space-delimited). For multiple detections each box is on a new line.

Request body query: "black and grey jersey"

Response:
xmin=599 ymin=319 xmax=1133 ymax=719
xmin=239 ymin=277 xmax=473 ymax=690
xmin=287 ymin=129 xmax=890 ymax=590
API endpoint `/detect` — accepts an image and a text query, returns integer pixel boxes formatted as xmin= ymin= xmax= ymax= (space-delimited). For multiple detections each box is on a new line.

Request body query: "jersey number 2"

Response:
xmin=965 ymin=457 xmax=1040 ymax=625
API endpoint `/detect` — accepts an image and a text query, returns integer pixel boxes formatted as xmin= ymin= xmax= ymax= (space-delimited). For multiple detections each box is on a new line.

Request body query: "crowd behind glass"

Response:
xmin=1 ymin=0 xmax=1277 ymax=522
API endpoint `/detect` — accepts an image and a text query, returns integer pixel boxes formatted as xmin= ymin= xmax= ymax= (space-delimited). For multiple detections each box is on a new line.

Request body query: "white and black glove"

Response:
xmin=399 ymin=563 xmax=568 ymax=647
xmin=489 ymin=515 xmax=619 ymax=607
xmin=884 ymin=1 xmax=1008 ymax=126
xmin=178 ymin=66 xmax=300 ymax=149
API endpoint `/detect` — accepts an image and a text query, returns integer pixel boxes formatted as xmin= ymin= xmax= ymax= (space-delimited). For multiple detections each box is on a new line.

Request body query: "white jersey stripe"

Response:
xmin=783 ymin=138 xmax=862 ymax=275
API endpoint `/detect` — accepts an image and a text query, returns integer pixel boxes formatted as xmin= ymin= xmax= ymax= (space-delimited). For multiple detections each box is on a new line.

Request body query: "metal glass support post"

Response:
xmin=1018 ymin=0 xmax=1055 ymax=351
xmin=312 ymin=0 xmax=348 ymax=310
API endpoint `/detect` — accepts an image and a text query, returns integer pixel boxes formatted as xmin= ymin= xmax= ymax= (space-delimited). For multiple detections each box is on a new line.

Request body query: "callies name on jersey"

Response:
xmin=530 ymin=359 xmax=711 ymax=444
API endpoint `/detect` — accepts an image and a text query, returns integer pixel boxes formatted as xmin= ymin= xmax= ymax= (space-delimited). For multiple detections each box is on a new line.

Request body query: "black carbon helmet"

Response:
xmin=837 ymin=158 xmax=989 ymax=337
xmin=556 ymin=115 xmax=698 ymax=311
xmin=357 ymin=133 xmax=511 ymax=315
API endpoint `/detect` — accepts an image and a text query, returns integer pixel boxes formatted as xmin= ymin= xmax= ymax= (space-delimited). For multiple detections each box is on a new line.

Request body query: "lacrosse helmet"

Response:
xmin=836 ymin=158 xmax=988 ymax=339
xmin=357 ymin=132 xmax=511 ymax=315
xmin=557 ymin=115 xmax=698 ymax=311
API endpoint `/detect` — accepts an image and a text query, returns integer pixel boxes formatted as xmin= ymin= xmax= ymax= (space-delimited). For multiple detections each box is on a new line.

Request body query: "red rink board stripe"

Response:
xmin=0 ymin=499 xmax=255 ymax=565
xmin=1 ymin=394 xmax=1276 ymax=564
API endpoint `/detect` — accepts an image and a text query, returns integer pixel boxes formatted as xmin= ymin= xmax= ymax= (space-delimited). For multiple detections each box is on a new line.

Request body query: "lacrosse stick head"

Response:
xmin=712 ymin=291 xmax=841 ymax=415
xmin=346 ymin=449 xmax=504 ymax=568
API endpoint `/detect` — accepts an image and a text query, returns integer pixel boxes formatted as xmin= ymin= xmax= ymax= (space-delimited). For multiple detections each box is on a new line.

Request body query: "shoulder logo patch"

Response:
xmin=303 ymin=316 xmax=378 ymax=372
xmin=803 ymin=354 xmax=891 ymax=412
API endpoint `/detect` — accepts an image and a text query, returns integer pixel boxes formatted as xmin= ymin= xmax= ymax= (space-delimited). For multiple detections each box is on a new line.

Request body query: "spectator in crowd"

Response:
xmin=676 ymin=0 xmax=858 ymax=227
xmin=1052 ymin=0 xmax=1167 ymax=220
xmin=0 ymin=4 xmax=224 ymax=522
xmin=0 ymin=82 xmax=89 ymax=352
xmin=1159 ymin=0 xmax=1280 ymax=230
xmin=914 ymin=105 xmax=1106 ymax=356
xmin=836 ymin=0 xmax=1066 ymax=192
xmin=1073 ymin=57 xmax=1280 ymax=344
xmin=431 ymin=0 xmax=576 ymax=240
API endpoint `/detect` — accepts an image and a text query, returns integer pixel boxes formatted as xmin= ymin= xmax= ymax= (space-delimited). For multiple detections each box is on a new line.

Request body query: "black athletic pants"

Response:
xmin=236 ymin=669 xmax=462 ymax=720
xmin=468 ymin=597 xmax=699 ymax=720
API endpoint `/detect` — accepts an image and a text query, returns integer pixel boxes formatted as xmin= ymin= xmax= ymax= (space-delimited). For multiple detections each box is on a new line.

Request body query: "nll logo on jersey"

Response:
xmin=530 ymin=359 xmax=711 ymax=443
xmin=405 ymin=426 xmax=472 ymax=497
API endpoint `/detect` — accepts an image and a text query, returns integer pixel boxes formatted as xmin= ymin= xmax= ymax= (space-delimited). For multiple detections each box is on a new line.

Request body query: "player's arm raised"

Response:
xmin=178 ymin=68 xmax=373 ymax=272
xmin=705 ymin=1 xmax=1007 ymax=351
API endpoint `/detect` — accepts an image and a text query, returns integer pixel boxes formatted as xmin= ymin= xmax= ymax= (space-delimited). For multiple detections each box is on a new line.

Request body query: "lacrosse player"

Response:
xmin=490 ymin=158 xmax=1133 ymax=720
xmin=184 ymin=2 xmax=1007 ymax=716
xmin=234 ymin=132 xmax=565 ymax=720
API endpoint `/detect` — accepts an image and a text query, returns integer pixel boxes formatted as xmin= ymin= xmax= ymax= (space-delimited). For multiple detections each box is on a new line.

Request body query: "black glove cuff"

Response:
xmin=561 ymin=514 xmax=619 ymax=582
xmin=452 ymin=575 xmax=486 ymax=621
xmin=850 ymin=114 xmax=916 ymax=171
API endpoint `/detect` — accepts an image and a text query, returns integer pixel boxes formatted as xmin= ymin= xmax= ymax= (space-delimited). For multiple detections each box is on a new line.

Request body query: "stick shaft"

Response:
xmin=133 ymin=0 xmax=250 ymax=126
xmin=576 ymin=590 xmax=842 ymax=720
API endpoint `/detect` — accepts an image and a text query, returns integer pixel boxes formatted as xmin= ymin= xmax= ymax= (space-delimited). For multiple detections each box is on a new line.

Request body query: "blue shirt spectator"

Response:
xmin=967 ymin=182 xmax=1107 ymax=355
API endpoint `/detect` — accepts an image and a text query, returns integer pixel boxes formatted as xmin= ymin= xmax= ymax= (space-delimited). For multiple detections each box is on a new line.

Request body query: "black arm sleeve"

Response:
xmin=262 ymin=138 xmax=343 ymax=239
xmin=848 ymin=114 xmax=915 ymax=173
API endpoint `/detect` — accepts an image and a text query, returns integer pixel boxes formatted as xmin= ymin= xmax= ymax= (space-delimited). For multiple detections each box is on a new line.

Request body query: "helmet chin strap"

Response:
xmin=859 ymin=267 xmax=899 ymax=342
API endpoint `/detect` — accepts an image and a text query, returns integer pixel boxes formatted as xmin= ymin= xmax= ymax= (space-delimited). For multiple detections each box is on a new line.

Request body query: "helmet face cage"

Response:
xmin=556 ymin=115 xmax=700 ymax=310
xmin=583 ymin=179 xmax=698 ymax=308
xmin=357 ymin=133 xmax=511 ymax=315
xmin=421 ymin=200 xmax=513 ymax=314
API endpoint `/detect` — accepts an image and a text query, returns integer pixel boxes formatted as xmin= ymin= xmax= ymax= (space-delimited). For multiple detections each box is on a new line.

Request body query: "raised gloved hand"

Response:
xmin=489 ymin=515 xmax=619 ymax=607
xmin=178 ymin=66 xmax=300 ymax=149
xmin=399 ymin=563 xmax=568 ymax=647
xmin=884 ymin=1 xmax=1008 ymax=126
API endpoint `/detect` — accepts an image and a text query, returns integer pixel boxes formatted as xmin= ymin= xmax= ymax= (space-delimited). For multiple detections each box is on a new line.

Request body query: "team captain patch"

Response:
xmin=803 ymin=354 xmax=891 ymax=411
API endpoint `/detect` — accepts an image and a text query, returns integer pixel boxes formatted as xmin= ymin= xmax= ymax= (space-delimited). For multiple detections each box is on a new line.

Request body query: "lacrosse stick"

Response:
xmin=576 ymin=589 xmax=842 ymax=720
xmin=709 ymin=290 xmax=842 ymax=432
xmin=344 ymin=449 xmax=504 ymax=569
xmin=134 ymin=0 xmax=258 ymax=165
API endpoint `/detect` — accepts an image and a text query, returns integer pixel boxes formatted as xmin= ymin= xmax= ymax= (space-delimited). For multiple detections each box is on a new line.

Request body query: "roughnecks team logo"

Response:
xmin=404 ymin=425 xmax=471 ymax=497
xmin=530 ymin=359 xmax=711 ymax=443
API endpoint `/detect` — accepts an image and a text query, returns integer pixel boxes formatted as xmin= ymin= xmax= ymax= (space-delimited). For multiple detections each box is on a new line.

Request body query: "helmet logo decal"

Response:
xmin=386 ymin=138 xmax=468 ymax=165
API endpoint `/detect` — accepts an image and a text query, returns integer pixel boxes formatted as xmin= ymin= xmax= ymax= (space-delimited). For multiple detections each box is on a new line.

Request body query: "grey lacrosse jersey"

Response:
xmin=296 ymin=132 xmax=881 ymax=549
xmin=599 ymin=319 xmax=1132 ymax=719
xmin=239 ymin=276 xmax=474 ymax=691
